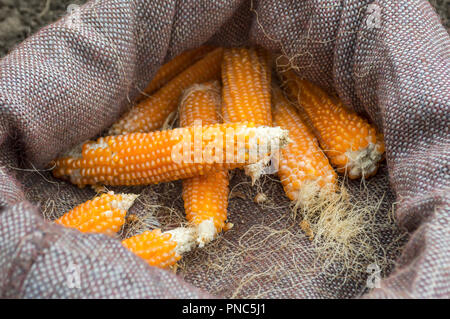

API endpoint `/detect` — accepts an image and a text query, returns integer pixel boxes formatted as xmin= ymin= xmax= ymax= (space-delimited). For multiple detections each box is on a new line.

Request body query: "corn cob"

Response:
xmin=109 ymin=48 xmax=224 ymax=135
xmin=221 ymin=47 xmax=273 ymax=182
xmin=136 ymin=46 xmax=214 ymax=102
xmin=272 ymin=87 xmax=337 ymax=203
xmin=221 ymin=47 xmax=272 ymax=126
xmin=179 ymin=81 xmax=229 ymax=246
xmin=52 ymin=123 xmax=289 ymax=187
xmin=280 ymin=70 xmax=385 ymax=179
xmin=55 ymin=191 xmax=138 ymax=236
xmin=179 ymin=82 xmax=221 ymax=127
xmin=122 ymin=227 xmax=197 ymax=268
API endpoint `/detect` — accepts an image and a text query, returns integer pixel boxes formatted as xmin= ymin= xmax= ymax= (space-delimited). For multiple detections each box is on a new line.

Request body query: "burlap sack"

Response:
xmin=0 ymin=0 xmax=448 ymax=298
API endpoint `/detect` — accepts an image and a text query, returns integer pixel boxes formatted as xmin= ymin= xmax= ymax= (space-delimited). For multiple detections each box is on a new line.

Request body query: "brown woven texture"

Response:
xmin=0 ymin=0 xmax=449 ymax=298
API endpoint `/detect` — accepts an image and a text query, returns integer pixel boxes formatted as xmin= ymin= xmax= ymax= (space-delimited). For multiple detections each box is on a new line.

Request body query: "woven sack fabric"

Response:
xmin=0 ymin=0 xmax=448 ymax=298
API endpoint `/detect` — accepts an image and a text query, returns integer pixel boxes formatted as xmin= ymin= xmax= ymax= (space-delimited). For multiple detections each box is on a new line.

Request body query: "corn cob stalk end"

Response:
xmin=242 ymin=126 xmax=290 ymax=184
xmin=165 ymin=227 xmax=198 ymax=256
xmin=196 ymin=219 xmax=217 ymax=247
xmin=342 ymin=135 xmax=385 ymax=179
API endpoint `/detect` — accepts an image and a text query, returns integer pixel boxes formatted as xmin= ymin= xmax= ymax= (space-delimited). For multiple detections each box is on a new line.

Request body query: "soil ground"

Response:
xmin=0 ymin=0 xmax=449 ymax=58
xmin=0 ymin=0 xmax=86 ymax=57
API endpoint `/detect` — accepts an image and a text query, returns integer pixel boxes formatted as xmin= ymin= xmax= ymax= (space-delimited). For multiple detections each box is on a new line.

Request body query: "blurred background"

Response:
xmin=0 ymin=0 xmax=449 ymax=58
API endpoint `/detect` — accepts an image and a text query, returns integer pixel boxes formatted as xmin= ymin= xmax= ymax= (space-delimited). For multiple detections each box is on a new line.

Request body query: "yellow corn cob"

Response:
xmin=109 ymin=48 xmax=224 ymax=135
xmin=280 ymin=71 xmax=385 ymax=179
xmin=122 ymin=227 xmax=197 ymax=268
xmin=221 ymin=48 xmax=273 ymax=182
xmin=55 ymin=192 xmax=138 ymax=236
xmin=179 ymin=81 xmax=229 ymax=246
xmin=136 ymin=46 xmax=214 ymax=102
xmin=221 ymin=47 xmax=272 ymax=126
xmin=179 ymin=82 xmax=221 ymax=127
xmin=52 ymin=122 xmax=289 ymax=187
xmin=272 ymin=87 xmax=337 ymax=202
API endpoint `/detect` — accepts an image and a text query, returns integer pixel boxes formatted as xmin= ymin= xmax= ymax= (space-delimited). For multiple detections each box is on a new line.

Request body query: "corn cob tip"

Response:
xmin=180 ymin=81 xmax=221 ymax=108
xmin=245 ymin=126 xmax=290 ymax=153
xmin=244 ymin=161 xmax=267 ymax=185
xmin=344 ymin=138 xmax=385 ymax=179
xmin=112 ymin=193 xmax=139 ymax=211
xmin=165 ymin=227 xmax=198 ymax=256
xmin=196 ymin=219 xmax=217 ymax=247
xmin=242 ymin=126 xmax=291 ymax=184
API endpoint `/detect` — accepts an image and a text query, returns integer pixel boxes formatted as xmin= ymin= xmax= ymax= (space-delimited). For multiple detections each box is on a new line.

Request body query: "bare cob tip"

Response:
xmin=165 ymin=227 xmax=198 ymax=256
xmin=196 ymin=219 xmax=217 ymax=247
xmin=111 ymin=193 xmax=139 ymax=211
xmin=344 ymin=138 xmax=385 ymax=179
xmin=242 ymin=126 xmax=291 ymax=184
